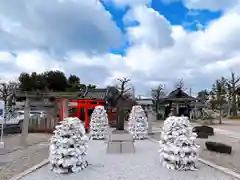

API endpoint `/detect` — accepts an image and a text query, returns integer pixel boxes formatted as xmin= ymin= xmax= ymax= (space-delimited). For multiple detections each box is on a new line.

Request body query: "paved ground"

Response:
xmin=203 ymin=120 xmax=240 ymax=139
xmin=150 ymin=120 xmax=240 ymax=175
xmin=21 ymin=140 xmax=237 ymax=180
xmin=151 ymin=119 xmax=240 ymax=139
xmin=0 ymin=133 xmax=52 ymax=155
xmin=0 ymin=133 xmax=52 ymax=180
xmin=203 ymin=119 xmax=240 ymax=132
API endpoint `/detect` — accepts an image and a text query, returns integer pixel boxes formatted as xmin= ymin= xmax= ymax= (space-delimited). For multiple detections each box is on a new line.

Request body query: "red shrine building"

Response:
xmin=14 ymin=87 xmax=135 ymax=130
xmin=57 ymin=88 xmax=116 ymax=129
xmin=15 ymin=88 xmax=116 ymax=130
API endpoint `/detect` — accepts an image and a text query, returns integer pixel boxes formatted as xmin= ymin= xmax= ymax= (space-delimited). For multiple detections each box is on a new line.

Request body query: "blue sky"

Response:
xmin=102 ymin=0 xmax=222 ymax=55
xmin=0 ymin=0 xmax=239 ymax=96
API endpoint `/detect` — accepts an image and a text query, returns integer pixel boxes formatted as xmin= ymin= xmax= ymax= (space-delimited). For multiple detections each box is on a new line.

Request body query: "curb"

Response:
xmin=9 ymin=159 xmax=49 ymax=180
xmin=199 ymin=158 xmax=240 ymax=179
xmin=147 ymin=136 xmax=240 ymax=180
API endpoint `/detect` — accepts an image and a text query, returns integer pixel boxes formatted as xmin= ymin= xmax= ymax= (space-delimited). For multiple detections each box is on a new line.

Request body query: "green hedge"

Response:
xmin=229 ymin=116 xmax=240 ymax=120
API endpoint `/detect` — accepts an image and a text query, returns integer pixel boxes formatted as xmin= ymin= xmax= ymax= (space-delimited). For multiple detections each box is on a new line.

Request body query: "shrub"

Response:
xmin=205 ymin=141 xmax=232 ymax=154
xmin=193 ymin=125 xmax=214 ymax=136
xmin=229 ymin=116 xmax=240 ymax=120
xmin=196 ymin=132 xmax=208 ymax=139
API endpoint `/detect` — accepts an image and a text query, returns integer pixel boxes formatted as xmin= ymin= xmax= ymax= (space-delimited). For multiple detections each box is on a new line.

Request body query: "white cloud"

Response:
xmin=161 ymin=0 xmax=238 ymax=11
xmin=15 ymin=51 xmax=63 ymax=73
xmin=0 ymin=52 xmax=15 ymax=63
xmin=120 ymin=3 xmax=240 ymax=93
xmin=125 ymin=5 xmax=174 ymax=48
xmin=0 ymin=0 xmax=123 ymax=54
xmin=194 ymin=12 xmax=240 ymax=54
xmin=1 ymin=1 xmax=240 ymax=95
xmin=184 ymin=0 xmax=238 ymax=11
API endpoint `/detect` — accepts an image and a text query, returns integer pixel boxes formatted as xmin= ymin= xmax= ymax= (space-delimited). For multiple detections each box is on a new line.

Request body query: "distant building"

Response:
xmin=13 ymin=87 xmax=137 ymax=129
xmin=159 ymin=88 xmax=196 ymax=118
xmin=136 ymin=98 xmax=153 ymax=109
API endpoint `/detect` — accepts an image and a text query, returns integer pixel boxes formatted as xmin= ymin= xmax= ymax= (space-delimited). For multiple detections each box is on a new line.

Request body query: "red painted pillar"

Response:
xmin=59 ymin=99 xmax=64 ymax=121
xmin=85 ymin=106 xmax=89 ymax=129
xmin=77 ymin=103 xmax=81 ymax=120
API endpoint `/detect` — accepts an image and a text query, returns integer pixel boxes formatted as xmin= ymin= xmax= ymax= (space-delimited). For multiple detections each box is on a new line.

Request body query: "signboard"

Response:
xmin=0 ymin=101 xmax=4 ymax=124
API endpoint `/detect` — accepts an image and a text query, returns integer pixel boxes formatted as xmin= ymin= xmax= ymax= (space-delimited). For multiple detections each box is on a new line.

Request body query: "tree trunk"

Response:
xmin=4 ymin=101 xmax=7 ymax=125
xmin=155 ymin=101 xmax=159 ymax=119
xmin=219 ymin=109 xmax=222 ymax=124
xmin=116 ymin=101 xmax=124 ymax=131
xmin=169 ymin=101 xmax=173 ymax=116
xmin=118 ymin=108 xmax=124 ymax=130
xmin=116 ymin=105 xmax=120 ymax=128
xmin=232 ymin=74 xmax=238 ymax=116
xmin=227 ymin=99 xmax=232 ymax=117
xmin=232 ymin=93 xmax=238 ymax=116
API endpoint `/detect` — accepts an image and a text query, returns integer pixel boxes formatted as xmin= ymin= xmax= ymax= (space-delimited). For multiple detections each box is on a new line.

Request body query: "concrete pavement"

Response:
xmin=151 ymin=119 xmax=240 ymax=139
xmin=20 ymin=140 xmax=237 ymax=180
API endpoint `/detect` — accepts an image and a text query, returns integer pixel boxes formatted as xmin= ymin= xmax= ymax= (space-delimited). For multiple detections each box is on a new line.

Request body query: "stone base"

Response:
xmin=0 ymin=141 xmax=4 ymax=149
xmin=107 ymin=142 xmax=121 ymax=153
xmin=148 ymin=132 xmax=154 ymax=135
xmin=106 ymin=131 xmax=135 ymax=154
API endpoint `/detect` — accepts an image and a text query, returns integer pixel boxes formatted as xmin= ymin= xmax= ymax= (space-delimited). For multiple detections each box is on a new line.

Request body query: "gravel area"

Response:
xmin=150 ymin=131 xmax=240 ymax=174
xmin=21 ymin=139 xmax=236 ymax=180
xmin=197 ymin=134 xmax=240 ymax=174
xmin=0 ymin=133 xmax=52 ymax=180
xmin=0 ymin=133 xmax=52 ymax=155
xmin=150 ymin=132 xmax=161 ymax=141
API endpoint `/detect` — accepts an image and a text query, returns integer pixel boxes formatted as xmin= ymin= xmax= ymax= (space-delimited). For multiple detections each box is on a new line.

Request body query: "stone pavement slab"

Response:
xmin=213 ymin=128 xmax=240 ymax=139
xmin=20 ymin=139 xmax=237 ymax=180
xmin=152 ymin=120 xmax=240 ymax=139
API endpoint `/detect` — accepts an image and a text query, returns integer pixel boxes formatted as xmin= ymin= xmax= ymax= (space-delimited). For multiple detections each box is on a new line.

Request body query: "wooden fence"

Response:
xmin=28 ymin=115 xmax=59 ymax=133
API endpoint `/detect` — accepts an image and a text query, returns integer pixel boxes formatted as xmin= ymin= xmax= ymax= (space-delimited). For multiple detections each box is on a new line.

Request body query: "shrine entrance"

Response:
xmin=160 ymin=88 xmax=196 ymax=118
xmin=57 ymin=98 xmax=105 ymax=129
xmin=74 ymin=99 xmax=105 ymax=129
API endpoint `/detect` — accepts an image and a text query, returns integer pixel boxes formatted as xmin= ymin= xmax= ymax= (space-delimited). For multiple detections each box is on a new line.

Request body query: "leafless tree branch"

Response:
xmin=174 ymin=78 xmax=186 ymax=90
xmin=0 ymin=82 xmax=17 ymax=105
xmin=116 ymin=77 xmax=131 ymax=98
xmin=151 ymin=84 xmax=164 ymax=101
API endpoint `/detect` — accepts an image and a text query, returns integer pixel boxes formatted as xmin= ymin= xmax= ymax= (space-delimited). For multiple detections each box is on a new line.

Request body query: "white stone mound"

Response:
xmin=49 ymin=117 xmax=88 ymax=174
xmin=159 ymin=116 xmax=199 ymax=171
xmin=90 ymin=105 xmax=109 ymax=140
xmin=128 ymin=105 xmax=148 ymax=140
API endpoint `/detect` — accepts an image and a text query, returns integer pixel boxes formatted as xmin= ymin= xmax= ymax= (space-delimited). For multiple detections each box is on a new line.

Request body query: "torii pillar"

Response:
xmin=147 ymin=107 xmax=155 ymax=135
xmin=60 ymin=99 xmax=69 ymax=120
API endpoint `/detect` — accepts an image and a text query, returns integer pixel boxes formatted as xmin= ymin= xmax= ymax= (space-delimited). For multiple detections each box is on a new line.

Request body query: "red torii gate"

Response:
xmin=72 ymin=99 xmax=105 ymax=129
xmin=57 ymin=98 xmax=105 ymax=129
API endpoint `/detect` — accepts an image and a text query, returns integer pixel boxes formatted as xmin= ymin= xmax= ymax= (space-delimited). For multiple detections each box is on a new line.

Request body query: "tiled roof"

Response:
xmin=83 ymin=88 xmax=108 ymax=99
xmin=167 ymin=88 xmax=195 ymax=100
xmin=158 ymin=88 xmax=196 ymax=104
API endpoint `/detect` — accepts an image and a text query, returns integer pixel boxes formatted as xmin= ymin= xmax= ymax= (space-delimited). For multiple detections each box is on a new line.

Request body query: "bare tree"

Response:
xmin=226 ymin=72 xmax=240 ymax=116
xmin=116 ymin=77 xmax=132 ymax=98
xmin=151 ymin=84 xmax=164 ymax=119
xmin=197 ymin=90 xmax=209 ymax=104
xmin=210 ymin=79 xmax=227 ymax=124
xmin=0 ymin=82 xmax=17 ymax=106
xmin=106 ymin=77 xmax=132 ymax=131
xmin=174 ymin=78 xmax=187 ymax=91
